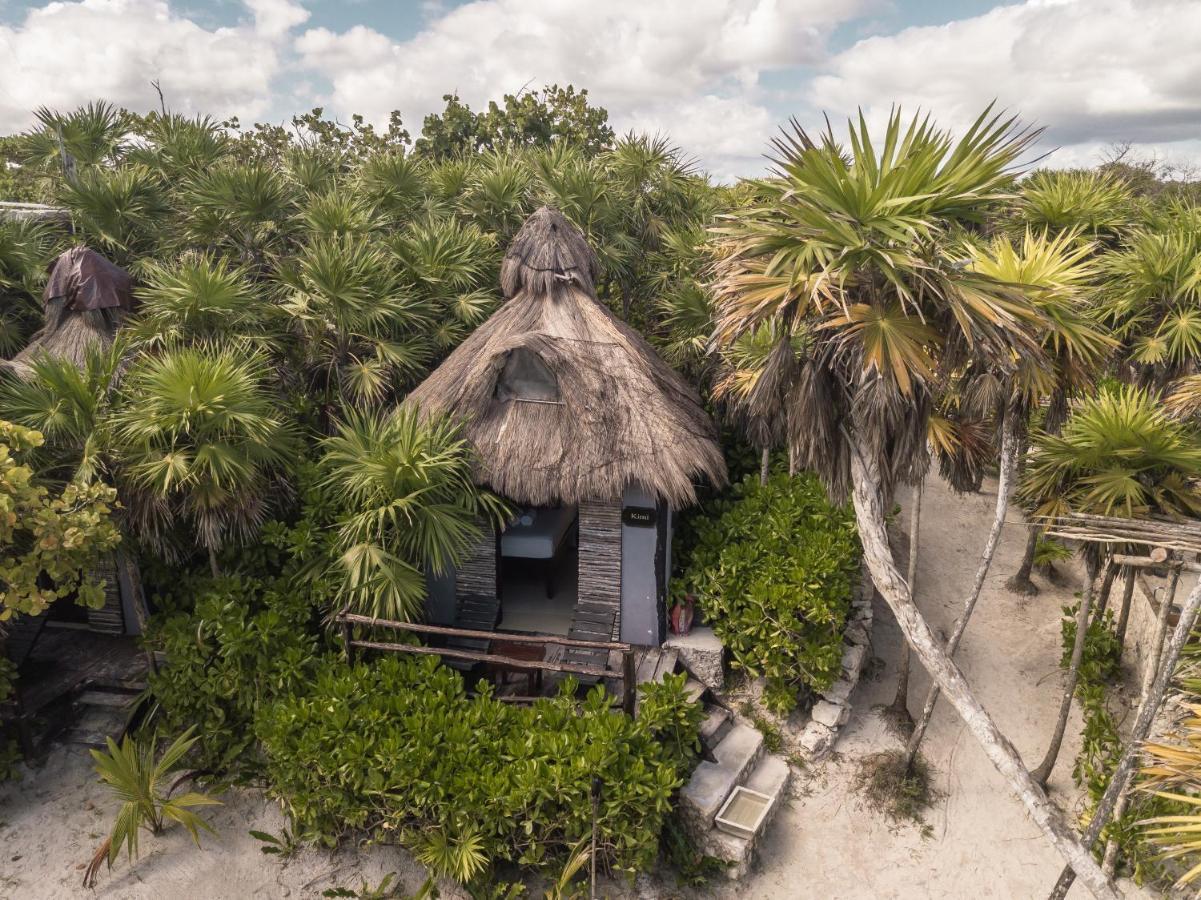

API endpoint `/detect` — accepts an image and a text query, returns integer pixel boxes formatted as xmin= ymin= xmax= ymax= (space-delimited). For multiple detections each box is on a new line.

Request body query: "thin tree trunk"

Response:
xmin=1048 ymin=572 xmax=1201 ymax=900
xmin=889 ymin=481 xmax=923 ymax=728
xmin=1008 ymin=524 xmax=1041 ymax=596
xmin=1090 ymin=564 xmax=1119 ymax=630
xmin=760 ymin=446 xmax=770 ymax=486
xmin=903 ymin=413 xmax=1019 ymax=768
xmin=1098 ymin=566 xmax=1179 ymax=876
xmin=1113 ymin=571 xmax=1136 ymax=648
xmin=1031 ymin=557 xmax=1110 ymax=789
xmin=848 ymin=435 xmax=1117 ymax=900
xmin=207 ymin=546 xmax=221 ymax=579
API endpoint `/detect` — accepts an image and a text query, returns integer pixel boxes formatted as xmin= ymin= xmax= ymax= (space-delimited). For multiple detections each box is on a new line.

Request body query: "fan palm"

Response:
xmin=711 ymin=106 xmax=1116 ymax=895
xmin=59 ymin=165 xmax=169 ymax=261
xmin=321 ymin=407 xmax=509 ymax=620
xmin=0 ymin=217 xmax=59 ymax=356
xmin=21 ymin=102 xmax=129 ymax=172
xmin=281 ymin=234 xmax=431 ymax=409
xmin=182 ymin=161 xmax=298 ymax=262
xmin=354 ymin=150 xmax=429 ymax=223
xmin=127 ymin=113 xmax=230 ymax=180
xmin=130 ymin=253 xmax=277 ymax=352
xmin=1100 ymin=223 xmax=1201 ymax=387
xmin=388 ymin=215 xmax=499 ymax=351
xmin=902 ymin=229 xmax=1115 ymax=768
xmin=1017 ymin=170 xmax=1133 ymax=239
xmin=0 ymin=343 xmax=122 ymax=484
xmin=110 ymin=347 xmax=298 ymax=572
xmin=1019 ymin=385 xmax=1201 ymax=788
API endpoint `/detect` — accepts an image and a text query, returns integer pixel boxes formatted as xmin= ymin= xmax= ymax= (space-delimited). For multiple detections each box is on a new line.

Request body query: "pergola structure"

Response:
xmin=1038 ymin=511 xmax=1201 ymax=897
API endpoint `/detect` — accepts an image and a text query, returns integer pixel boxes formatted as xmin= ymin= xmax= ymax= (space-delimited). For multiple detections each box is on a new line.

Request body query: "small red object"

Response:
xmin=670 ymin=595 xmax=695 ymax=636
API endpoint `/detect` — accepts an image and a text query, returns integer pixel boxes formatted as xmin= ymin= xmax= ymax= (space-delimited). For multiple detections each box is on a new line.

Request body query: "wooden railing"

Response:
xmin=335 ymin=611 xmax=638 ymax=715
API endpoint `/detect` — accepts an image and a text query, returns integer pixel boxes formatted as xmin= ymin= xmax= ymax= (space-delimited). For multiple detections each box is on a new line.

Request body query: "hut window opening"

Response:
xmin=495 ymin=347 xmax=562 ymax=405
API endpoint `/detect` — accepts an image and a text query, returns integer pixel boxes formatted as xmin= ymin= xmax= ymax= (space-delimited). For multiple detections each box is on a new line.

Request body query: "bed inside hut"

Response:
xmin=496 ymin=505 xmax=579 ymax=636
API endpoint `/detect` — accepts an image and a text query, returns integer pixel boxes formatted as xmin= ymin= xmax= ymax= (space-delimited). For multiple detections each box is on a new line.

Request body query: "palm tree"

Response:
xmin=0 ymin=217 xmax=59 ymax=356
xmin=901 ymin=229 xmax=1113 ymax=764
xmin=711 ymin=107 xmax=1116 ymax=896
xmin=59 ymin=165 xmax=169 ymax=264
xmin=129 ymin=253 xmax=277 ymax=353
xmin=20 ymin=102 xmax=129 ymax=174
xmin=320 ymin=407 xmax=509 ymax=620
xmin=1019 ymin=385 xmax=1201 ymax=787
xmin=280 ymin=234 xmax=432 ymax=413
xmin=109 ymin=347 xmax=299 ymax=574
xmin=1016 ymin=169 xmax=1133 ymax=240
xmin=0 ymin=344 xmax=122 ymax=484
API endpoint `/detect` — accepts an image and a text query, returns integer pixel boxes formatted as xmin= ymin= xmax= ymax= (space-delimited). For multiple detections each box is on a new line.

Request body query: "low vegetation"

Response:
xmin=680 ymin=470 xmax=860 ymax=713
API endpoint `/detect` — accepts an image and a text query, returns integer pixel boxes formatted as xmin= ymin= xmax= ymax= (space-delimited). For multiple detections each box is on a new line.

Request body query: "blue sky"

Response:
xmin=1 ymin=0 xmax=1199 ymax=181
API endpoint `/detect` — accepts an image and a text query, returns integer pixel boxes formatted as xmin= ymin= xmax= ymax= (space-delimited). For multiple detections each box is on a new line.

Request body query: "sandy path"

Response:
xmin=722 ymin=475 xmax=1149 ymax=900
xmin=0 ymin=474 xmax=1149 ymax=898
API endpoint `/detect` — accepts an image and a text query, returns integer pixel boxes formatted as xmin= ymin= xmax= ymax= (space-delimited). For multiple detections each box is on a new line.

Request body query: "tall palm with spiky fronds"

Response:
xmin=182 ymin=161 xmax=299 ymax=263
xmin=59 ymin=165 xmax=169 ymax=263
xmin=320 ymin=407 xmax=508 ymax=620
xmin=127 ymin=113 xmax=231 ymax=181
xmin=109 ymin=347 xmax=298 ymax=573
xmin=711 ymin=107 xmax=1116 ymax=895
xmin=901 ymin=228 xmax=1114 ymax=761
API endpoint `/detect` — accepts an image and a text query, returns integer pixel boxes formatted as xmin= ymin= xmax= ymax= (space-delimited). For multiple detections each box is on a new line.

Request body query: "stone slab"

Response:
xmin=664 ymin=626 xmax=724 ymax=690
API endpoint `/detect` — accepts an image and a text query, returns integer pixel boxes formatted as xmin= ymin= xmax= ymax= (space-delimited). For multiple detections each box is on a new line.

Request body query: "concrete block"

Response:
xmin=664 ymin=626 xmax=725 ymax=690
xmin=841 ymin=642 xmax=866 ymax=675
xmin=679 ymin=724 xmax=763 ymax=831
xmin=699 ymin=706 xmax=731 ymax=750
xmin=822 ymin=677 xmax=855 ymax=704
xmin=811 ymin=700 xmax=849 ymax=729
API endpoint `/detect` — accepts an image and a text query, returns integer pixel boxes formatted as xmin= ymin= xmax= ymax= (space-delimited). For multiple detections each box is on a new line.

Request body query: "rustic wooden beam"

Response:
xmin=338 ymin=612 xmax=631 ymax=652
xmin=348 ymin=638 xmax=614 ymax=680
xmin=622 ymin=650 xmax=637 ymax=717
xmin=1112 ymin=553 xmax=1201 ymax=574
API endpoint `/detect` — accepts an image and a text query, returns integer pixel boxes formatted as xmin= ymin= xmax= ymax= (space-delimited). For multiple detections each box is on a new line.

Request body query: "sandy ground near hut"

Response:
xmin=0 ymin=474 xmax=1154 ymax=899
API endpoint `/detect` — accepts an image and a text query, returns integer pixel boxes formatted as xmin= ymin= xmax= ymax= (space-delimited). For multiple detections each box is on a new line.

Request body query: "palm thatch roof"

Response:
xmin=407 ymin=206 xmax=725 ymax=508
xmin=2 ymin=247 xmax=131 ymax=380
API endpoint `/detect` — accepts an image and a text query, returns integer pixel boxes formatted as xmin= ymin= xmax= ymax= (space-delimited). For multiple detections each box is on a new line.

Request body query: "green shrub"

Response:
xmin=255 ymin=654 xmax=696 ymax=874
xmin=146 ymin=575 xmax=328 ymax=776
xmin=679 ymin=471 xmax=860 ymax=711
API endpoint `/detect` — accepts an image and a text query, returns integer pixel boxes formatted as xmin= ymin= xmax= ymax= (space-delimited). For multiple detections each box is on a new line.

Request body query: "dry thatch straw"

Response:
xmin=408 ymin=206 xmax=726 ymax=508
xmin=2 ymin=299 xmax=127 ymax=380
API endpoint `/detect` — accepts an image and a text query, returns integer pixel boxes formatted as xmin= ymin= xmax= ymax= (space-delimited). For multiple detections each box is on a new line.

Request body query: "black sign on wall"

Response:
xmin=622 ymin=506 xmax=657 ymax=528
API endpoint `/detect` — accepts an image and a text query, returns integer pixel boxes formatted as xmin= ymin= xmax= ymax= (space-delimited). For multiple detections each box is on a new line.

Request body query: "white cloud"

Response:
xmin=0 ymin=0 xmax=309 ymax=132
xmin=811 ymin=0 xmax=1201 ymax=168
xmin=294 ymin=0 xmax=872 ymax=180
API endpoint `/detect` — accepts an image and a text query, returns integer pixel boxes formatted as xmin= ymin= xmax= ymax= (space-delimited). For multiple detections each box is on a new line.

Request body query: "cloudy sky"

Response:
xmin=1 ymin=0 xmax=1199 ymax=181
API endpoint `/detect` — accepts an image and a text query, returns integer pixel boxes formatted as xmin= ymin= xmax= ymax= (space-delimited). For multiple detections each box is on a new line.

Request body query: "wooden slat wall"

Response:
xmin=578 ymin=499 xmax=622 ymax=640
xmin=456 ymin=524 xmax=497 ymax=600
xmin=86 ymin=552 xmax=124 ymax=635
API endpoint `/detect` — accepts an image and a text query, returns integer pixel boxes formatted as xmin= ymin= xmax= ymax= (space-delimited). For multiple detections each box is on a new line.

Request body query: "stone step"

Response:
xmin=699 ymin=706 xmax=732 ymax=752
xmin=679 ymin=723 xmax=764 ymax=832
xmin=683 ymin=677 xmax=706 ymax=706
xmin=698 ymin=753 xmax=793 ymax=880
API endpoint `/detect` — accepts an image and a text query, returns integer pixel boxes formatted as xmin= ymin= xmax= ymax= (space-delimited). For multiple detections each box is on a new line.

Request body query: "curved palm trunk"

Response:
xmin=888 ymin=480 xmax=923 ymax=729
xmin=1048 ymin=571 xmax=1201 ymax=900
xmin=849 ymin=434 xmax=1117 ymax=900
xmin=902 ymin=412 xmax=1019 ymax=768
xmin=1031 ymin=556 xmax=1112 ymax=789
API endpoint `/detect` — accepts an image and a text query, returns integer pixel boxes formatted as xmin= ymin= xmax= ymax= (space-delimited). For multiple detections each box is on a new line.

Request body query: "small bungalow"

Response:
xmin=407 ymin=206 xmax=726 ymax=655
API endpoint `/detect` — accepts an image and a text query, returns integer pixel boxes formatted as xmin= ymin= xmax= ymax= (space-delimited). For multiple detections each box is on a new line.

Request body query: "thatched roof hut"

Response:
xmin=408 ymin=206 xmax=725 ymax=508
xmin=2 ymin=246 xmax=132 ymax=380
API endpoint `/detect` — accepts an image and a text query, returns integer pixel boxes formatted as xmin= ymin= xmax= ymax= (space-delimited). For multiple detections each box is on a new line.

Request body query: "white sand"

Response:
xmin=0 ymin=474 xmax=1153 ymax=898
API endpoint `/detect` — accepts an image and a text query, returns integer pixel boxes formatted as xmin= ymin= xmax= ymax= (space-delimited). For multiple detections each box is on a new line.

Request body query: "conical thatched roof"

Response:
xmin=407 ymin=206 xmax=726 ymax=508
xmin=2 ymin=247 xmax=132 ymax=380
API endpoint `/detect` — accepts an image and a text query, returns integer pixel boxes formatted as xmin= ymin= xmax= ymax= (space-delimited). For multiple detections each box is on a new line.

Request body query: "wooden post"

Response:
xmin=622 ymin=650 xmax=636 ymax=717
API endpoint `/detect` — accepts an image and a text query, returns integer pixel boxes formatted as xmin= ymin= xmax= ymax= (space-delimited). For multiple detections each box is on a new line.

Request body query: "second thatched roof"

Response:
xmin=407 ymin=206 xmax=725 ymax=508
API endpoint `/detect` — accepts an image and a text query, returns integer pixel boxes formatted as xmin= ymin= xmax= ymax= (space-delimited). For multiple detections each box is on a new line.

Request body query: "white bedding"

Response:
xmin=501 ymin=506 xmax=577 ymax=559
